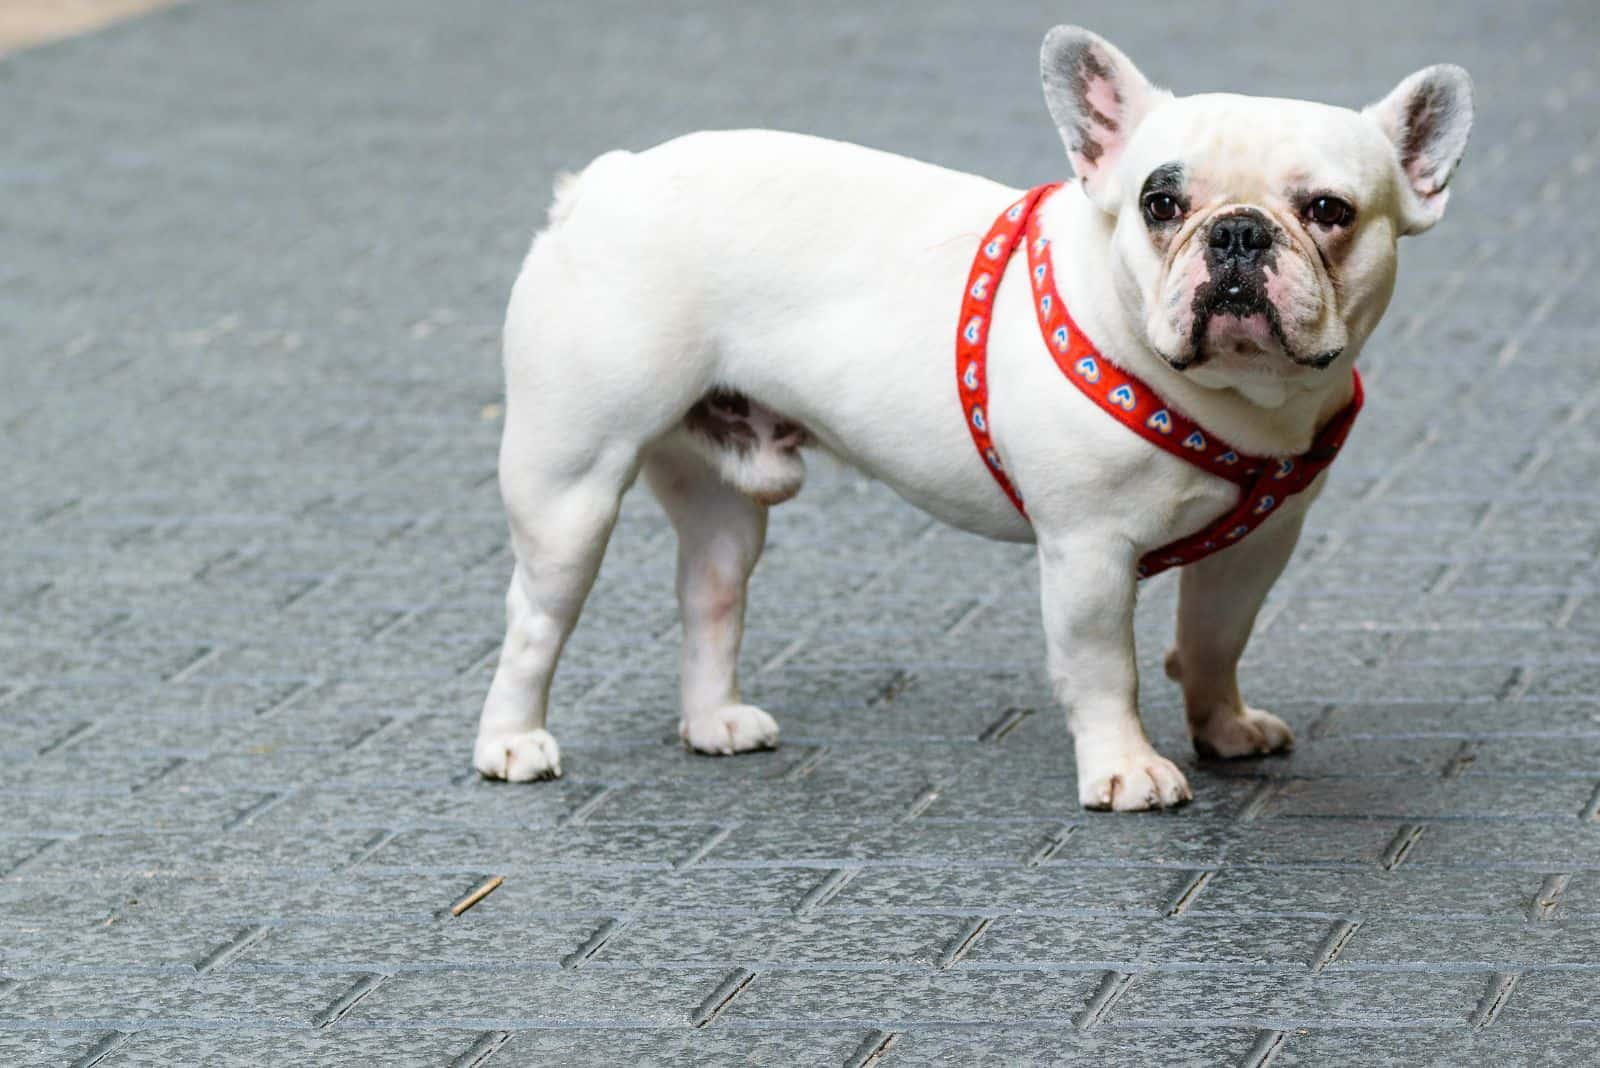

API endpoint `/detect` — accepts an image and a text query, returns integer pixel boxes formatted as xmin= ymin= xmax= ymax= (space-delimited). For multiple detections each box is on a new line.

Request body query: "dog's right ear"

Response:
xmin=1040 ymin=27 xmax=1169 ymax=210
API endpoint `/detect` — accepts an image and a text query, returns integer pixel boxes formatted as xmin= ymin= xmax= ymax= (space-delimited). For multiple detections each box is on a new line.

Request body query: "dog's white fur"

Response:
xmin=474 ymin=28 xmax=1472 ymax=810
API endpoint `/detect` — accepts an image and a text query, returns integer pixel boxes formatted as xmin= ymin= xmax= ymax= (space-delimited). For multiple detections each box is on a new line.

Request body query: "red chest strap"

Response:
xmin=956 ymin=184 xmax=1363 ymax=579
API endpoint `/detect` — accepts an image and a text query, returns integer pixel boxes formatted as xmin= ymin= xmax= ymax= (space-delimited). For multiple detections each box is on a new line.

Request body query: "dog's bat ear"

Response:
xmin=1040 ymin=27 xmax=1169 ymax=210
xmin=1365 ymin=64 xmax=1474 ymax=236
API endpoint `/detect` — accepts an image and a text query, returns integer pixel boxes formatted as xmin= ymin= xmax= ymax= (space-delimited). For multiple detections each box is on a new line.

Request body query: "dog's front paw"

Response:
xmin=680 ymin=703 xmax=780 ymax=755
xmin=475 ymin=728 xmax=562 ymax=781
xmin=1192 ymin=707 xmax=1294 ymax=759
xmin=1076 ymin=745 xmax=1192 ymax=811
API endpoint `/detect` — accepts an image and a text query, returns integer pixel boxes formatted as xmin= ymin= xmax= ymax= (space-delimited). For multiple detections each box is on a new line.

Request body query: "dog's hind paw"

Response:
xmin=1192 ymin=707 xmax=1294 ymax=759
xmin=680 ymin=703 xmax=780 ymax=755
xmin=475 ymin=728 xmax=562 ymax=781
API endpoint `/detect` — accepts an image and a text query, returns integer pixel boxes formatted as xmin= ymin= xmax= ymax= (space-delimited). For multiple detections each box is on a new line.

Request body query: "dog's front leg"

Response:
xmin=1165 ymin=506 xmax=1305 ymax=758
xmin=1039 ymin=533 xmax=1191 ymax=811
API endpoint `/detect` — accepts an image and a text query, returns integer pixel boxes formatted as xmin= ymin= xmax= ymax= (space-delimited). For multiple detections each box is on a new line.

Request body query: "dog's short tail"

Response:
xmin=545 ymin=149 xmax=633 ymax=230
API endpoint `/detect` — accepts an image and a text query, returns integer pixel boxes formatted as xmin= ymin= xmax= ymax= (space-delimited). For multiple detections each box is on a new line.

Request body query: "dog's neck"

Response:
xmin=1039 ymin=184 xmax=1357 ymax=458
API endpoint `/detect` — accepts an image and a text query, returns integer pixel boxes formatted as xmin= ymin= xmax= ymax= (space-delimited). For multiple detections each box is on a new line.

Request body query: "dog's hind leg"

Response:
xmin=644 ymin=442 xmax=779 ymax=754
xmin=474 ymin=419 xmax=638 ymax=781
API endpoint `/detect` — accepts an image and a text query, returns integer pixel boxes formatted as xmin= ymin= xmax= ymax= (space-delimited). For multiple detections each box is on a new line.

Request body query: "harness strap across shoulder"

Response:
xmin=955 ymin=184 xmax=1363 ymax=579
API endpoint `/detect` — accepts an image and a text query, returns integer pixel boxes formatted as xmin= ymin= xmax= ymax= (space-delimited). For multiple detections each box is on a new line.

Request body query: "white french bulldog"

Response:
xmin=473 ymin=27 xmax=1472 ymax=810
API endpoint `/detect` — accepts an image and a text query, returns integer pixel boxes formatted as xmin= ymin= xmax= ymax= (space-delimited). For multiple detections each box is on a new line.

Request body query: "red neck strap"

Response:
xmin=956 ymin=184 xmax=1363 ymax=578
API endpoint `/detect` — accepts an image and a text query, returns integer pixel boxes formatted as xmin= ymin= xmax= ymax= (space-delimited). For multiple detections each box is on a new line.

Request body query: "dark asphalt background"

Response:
xmin=3 ymin=1 xmax=1599 ymax=1064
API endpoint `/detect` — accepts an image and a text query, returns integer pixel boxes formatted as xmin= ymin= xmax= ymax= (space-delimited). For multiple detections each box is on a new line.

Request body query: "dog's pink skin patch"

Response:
xmin=1085 ymin=75 xmax=1121 ymax=130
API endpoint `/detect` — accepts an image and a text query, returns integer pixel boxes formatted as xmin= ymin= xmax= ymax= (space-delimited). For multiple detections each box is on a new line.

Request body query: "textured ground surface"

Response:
xmin=3 ymin=0 xmax=1599 ymax=1064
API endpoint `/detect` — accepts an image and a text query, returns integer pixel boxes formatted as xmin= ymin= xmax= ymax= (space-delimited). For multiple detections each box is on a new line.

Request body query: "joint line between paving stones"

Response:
xmin=794 ymin=869 xmax=859 ymax=916
xmin=1164 ymin=870 xmax=1217 ymax=916
xmin=195 ymin=924 xmax=271 ymax=973
xmin=563 ymin=785 xmax=620 ymax=827
xmin=1238 ymin=1029 xmax=1287 ymax=1068
xmin=1439 ymin=741 xmax=1479 ymax=780
xmin=1531 ymin=873 xmax=1571 ymax=921
xmin=342 ymin=829 xmax=400 ymax=869
xmin=70 ymin=1031 xmax=130 ymax=1068
xmin=903 ymin=786 xmax=942 ymax=821
xmin=37 ymin=719 xmax=98 ymax=756
xmin=561 ymin=918 xmax=629 ymax=969
xmin=690 ymin=967 xmax=756 ymax=1029
xmin=977 ymin=706 xmax=1033 ymax=743
xmin=1581 ymin=782 xmax=1600 ymax=822
xmin=844 ymin=1030 xmax=902 ymax=1068
xmin=1025 ymin=824 xmax=1076 ymax=866
xmin=221 ymin=791 xmax=288 ymax=830
xmin=678 ymin=826 xmax=736 ymax=868
xmin=166 ymin=644 xmax=222 ymax=683
xmin=783 ymin=746 xmax=832 ymax=781
xmin=447 ymin=1030 xmax=513 ymax=1068
xmin=1235 ymin=781 xmax=1281 ymax=822
xmin=1471 ymin=972 xmax=1520 ymax=1031
xmin=313 ymin=973 xmax=389 ymax=1029
xmin=937 ymin=917 xmax=994 ymax=969
xmin=1379 ymin=824 xmax=1426 ymax=871
xmin=1074 ymin=971 xmax=1133 ymax=1031
xmin=1309 ymin=919 xmax=1361 ymax=974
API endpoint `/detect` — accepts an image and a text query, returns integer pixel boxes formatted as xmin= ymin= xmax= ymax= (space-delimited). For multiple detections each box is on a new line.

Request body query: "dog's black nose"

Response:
xmin=1208 ymin=214 xmax=1273 ymax=261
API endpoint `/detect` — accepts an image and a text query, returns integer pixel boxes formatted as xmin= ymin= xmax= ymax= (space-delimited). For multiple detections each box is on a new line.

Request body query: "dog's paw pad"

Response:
xmin=680 ymin=704 xmax=780 ymax=755
xmin=1078 ymin=751 xmax=1191 ymax=811
xmin=1193 ymin=707 xmax=1294 ymax=759
xmin=474 ymin=728 xmax=562 ymax=781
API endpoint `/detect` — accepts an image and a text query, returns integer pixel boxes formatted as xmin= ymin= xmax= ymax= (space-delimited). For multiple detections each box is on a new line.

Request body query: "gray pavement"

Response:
xmin=3 ymin=0 xmax=1599 ymax=1063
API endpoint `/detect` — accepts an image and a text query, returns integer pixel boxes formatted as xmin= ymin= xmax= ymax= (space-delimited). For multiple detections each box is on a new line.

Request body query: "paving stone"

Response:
xmin=492 ymin=1028 xmax=871 ymax=1067
xmin=1261 ymin=777 xmax=1597 ymax=820
xmin=1399 ymin=823 xmax=1600 ymax=871
xmin=1329 ymin=919 xmax=1600 ymax=969
xmin=0 ymin=1030 xmax=117 ymax=1068
xmin=1054 ymin=818 xmax=1402 ymax=869
xmin=592 ymin=914 xmax=960 ymax=967
xmin=225 ymin=915 xmax=597 ymax=971
xmin=22 ymin=827 xmax=378 ymax=877
xmin=881 ymin=1027 xmax=1260 ymax=1066
xmin=347 ymin=969 xmax=712 ymax=1027
xmin=364 ymin=825 xmax=720 ymax=873
xmin=720 ymin=969 xmax=1105 ymax=1025
xmin=1553 ymin=871 xmax=1600 ymax=919
xmin=697 ymin=819 xmax=1065 ymax=866
xmin=824 ymin=865 xmax=1185 ymax=917
xmin=961 ymin=915 xmax=1331 ymax=969
xmin=1190 ymin=868 xmax=1539 ymax=919
xmin=98 ymin=1029 xmax=485 ymax=1068
xmin=0 ymin=972 xmax=364 ymax=1026
xmin=0 ymin=916 xmax=241 ymax=973
xmin=1111 ymin=971 xmax=1489 ymax=1027
xmin=1495 ymin=970 xmax=1600 ymax=1025
xmin=1271 ymin=1027 xmax=1600 ymax=1067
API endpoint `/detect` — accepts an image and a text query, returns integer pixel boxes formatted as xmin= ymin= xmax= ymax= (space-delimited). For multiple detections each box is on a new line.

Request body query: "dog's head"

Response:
xmin=1041 ymin=27 xmax=1472 ymax=397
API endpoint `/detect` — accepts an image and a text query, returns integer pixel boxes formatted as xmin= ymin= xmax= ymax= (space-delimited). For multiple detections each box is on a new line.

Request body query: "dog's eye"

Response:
xmin=1142 ymin=193 xmax=1183 ymax=223
xmin=1305 ymin=196 xmax=1355 ymax=228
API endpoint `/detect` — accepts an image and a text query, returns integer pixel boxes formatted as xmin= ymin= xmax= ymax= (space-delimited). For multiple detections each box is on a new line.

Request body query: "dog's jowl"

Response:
xmin=474 ymin=27 xmax=1472 ymax=810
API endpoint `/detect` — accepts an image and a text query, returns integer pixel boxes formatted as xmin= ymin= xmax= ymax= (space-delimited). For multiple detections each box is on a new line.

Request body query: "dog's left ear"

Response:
xmin=1040 ymin=27 xmax=1170 ymax=211
xmin=1365 ymin=65 xmax=1474 ymax=235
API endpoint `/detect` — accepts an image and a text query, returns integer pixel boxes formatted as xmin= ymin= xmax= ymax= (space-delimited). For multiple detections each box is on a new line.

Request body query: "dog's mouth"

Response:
xmin=1165 ymin=272 xmax=1341 ymax=372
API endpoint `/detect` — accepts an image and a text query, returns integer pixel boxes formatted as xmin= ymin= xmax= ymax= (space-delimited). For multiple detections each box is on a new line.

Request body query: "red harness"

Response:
xmin=956 ymin=183 xmax=1363 ymax=578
